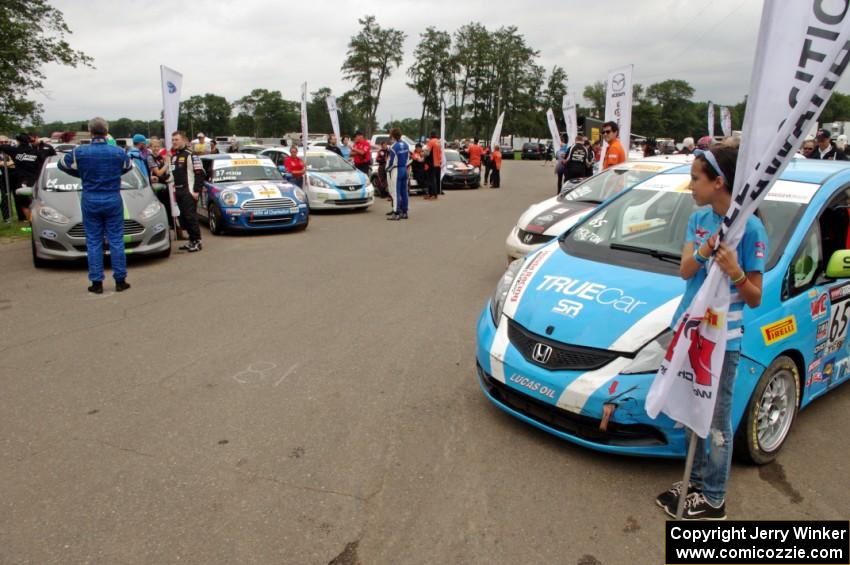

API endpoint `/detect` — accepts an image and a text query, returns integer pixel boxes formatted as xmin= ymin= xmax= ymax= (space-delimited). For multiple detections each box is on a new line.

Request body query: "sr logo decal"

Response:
xmin=536 ymin=275 xmax=646 ymax=314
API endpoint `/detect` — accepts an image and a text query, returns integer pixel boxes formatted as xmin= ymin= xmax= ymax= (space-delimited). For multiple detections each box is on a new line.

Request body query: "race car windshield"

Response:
xmin=213 ymin=165 xmax=283 ymax=183
xmin=560 ymin=174 xmax=806 ymax=275
xmin=445 ymin=152 xmax=465 ymax=162
xmin=42 ymin=164 xmax=146 ymax=192
xmin=306 ymin=153 xmax=355 ymax=172
xmin=559 ymin=167 xmax=658 ymax=204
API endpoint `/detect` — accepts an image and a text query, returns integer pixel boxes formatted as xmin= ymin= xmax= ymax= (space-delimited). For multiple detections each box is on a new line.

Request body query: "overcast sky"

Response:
xmin=38 ymin=0 xmax=850 ymax=127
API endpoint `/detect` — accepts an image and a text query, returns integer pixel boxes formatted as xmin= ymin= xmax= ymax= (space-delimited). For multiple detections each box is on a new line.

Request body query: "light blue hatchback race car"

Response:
xmin=477 ymin=159 xmax=850 ymax=463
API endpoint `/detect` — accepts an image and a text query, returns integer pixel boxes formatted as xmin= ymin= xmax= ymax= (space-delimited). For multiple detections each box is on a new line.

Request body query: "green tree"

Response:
xmin=180 ymin=94 xmax=231 ymax=137
xmin=543 ymin=65 xmax=568 ymax=112
xmin=341 ymin=15 xmax=406 ymax=136
xmin=307 ymin=87 xmax=333 ymax=135
xmin=582 ymin=82 xmax=606 ymax=119
xmin=407 ymin=27 xmax=455 ymax=137
xmin=234 ymin=89 xmax=297 ymax=137
xmin=820 ymin=92 xmax=850 ymax=124
xmin=646 ymin=79 xmax=697 ymax=140
xmin=1 ymin=0 xmax=93 ymax=133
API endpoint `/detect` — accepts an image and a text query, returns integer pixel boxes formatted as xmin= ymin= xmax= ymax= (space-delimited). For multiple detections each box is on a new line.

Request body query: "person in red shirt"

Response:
xmin=601 ymin=121 xmax=626 ymax=170
xmin=350 ymin=130 xmax=372 ymax=176
xmin=490 ymin=145 xmax=502 ymax=188
xmin=466 ymin=138 xmax=483 ymax=184
xmin=424 ymin=131 xmax=442 ymax=200
xmin=284 ymin=146 xmax=306 ymax=187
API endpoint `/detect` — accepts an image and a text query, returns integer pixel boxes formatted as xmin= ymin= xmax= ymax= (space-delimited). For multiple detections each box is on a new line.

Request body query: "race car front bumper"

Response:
xmin=475 ymin=304 xmax=687 ymax=458
xmin=223 ymin=206 xmax=309 ymax=230
xmin=505 ymin=226 xmax=554 ymax=262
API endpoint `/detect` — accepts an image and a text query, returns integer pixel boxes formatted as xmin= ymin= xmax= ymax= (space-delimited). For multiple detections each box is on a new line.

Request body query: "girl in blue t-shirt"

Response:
xmin=656 ymin=143 xmax=767 ymax=520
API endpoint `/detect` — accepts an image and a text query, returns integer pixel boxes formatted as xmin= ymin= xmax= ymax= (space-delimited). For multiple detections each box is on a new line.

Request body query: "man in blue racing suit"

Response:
xmin=386 ymin=128 xmax=409 ymax=221
xmin=58 ymin=117 xmax=133 ymax=294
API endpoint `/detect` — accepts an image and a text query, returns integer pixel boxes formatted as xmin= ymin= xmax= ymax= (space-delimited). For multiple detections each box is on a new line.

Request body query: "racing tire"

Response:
xmin=734 ymin=355 xmax=800 ymax=465
xmin=31 ymin=237 xmax=48 ymax=269
xmin=208 ymin=203 xmax=225 ymax=236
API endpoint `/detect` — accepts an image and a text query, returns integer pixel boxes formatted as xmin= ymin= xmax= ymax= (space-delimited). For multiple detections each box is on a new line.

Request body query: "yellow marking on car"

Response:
xmin=761 ymin=316 xmax=797 ymax=345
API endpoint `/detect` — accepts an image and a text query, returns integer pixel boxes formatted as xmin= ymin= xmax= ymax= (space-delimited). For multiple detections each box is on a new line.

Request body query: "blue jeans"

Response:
xmin=81 ymin=192 xmax=126 ymax=282
xmin=689 ymin=350 xmax=740 ymax=505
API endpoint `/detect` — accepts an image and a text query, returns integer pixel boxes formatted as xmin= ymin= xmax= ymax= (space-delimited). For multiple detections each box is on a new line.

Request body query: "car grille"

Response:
xmin=478 ymin=364 xmax=666 ymax=446
xmin=517 ymin=229 xmax=554 ymax=246
xmin=333 ymin=198 xmax=370 ymax=206
xmin=241 ymin=197 xmax=297 ymax=210
xmin=337 ymin=184 xmax=362 ymax=192
xmin=72 ymin=240 xmax=142 ymax=252
xmin=67 ymin=220 xmax=145 ymax=239
xmin=507 ymin=318 xmax=619 ymax=371
xmin=40 ymin=238 xmax=65 ymax=251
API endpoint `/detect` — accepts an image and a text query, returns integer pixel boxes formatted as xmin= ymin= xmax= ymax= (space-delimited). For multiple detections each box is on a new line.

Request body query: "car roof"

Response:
xmin=658 ymin=158 xmax=850 ymax=185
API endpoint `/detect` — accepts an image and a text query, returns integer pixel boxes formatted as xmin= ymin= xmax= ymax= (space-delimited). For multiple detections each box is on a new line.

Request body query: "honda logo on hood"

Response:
xmin=532 ymin=342 xmax=553 ymax=364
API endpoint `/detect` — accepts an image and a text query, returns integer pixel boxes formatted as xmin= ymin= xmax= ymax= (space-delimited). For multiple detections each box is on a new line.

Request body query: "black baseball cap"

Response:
xmin=816 ymin=128 xmax=832 ymax=140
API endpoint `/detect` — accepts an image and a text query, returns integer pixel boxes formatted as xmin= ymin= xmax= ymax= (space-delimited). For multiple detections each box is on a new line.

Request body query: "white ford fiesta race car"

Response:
xmin=505 ymin=158 xmax=692 ymax=261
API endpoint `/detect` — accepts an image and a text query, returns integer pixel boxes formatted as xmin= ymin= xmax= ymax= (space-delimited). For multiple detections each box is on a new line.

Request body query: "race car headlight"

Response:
xmin=294 ymin=187 xmax=307 ymax=201
xmin=140 ymin=201 xmax=162 ymax=219
xmin=221 ymin=191 xmax=238 ymax=207
xmin=490 ymin=259 xmax=524 ymax=325
xmin=38 ymin=206 xmax=70 ymax=224
xmin=621 ymin=329 xmax=674 ymax=374
xmin=309 ymin=177 xmax=330 ymax=189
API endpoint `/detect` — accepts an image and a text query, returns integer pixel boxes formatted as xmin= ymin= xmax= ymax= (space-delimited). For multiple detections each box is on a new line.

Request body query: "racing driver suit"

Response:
xmin=171 ymin=147 xmax=204 ymax=248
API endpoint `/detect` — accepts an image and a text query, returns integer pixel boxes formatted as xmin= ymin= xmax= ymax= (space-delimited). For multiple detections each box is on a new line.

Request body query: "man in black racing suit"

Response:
xmin=170 ymin=131 xmax=204 ymax=252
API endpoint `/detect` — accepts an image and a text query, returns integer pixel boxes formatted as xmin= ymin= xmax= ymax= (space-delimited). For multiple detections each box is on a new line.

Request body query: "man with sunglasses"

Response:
xmin=601 ymin=121 xmax=626 ymax=170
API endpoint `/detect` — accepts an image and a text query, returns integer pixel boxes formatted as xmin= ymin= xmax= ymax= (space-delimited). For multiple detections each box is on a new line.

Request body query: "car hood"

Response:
xmin=311 ymin=170 xmax=364 ymax=186
xmin=210 ymin=181 xmax=299 ymax=198
xmin=40 ymin=189 xmax=155 ymax=222
xmin=517 ymin=197 xmax=594 ymax=236
xmin=505 ymin=244 xmax=684 ymax=353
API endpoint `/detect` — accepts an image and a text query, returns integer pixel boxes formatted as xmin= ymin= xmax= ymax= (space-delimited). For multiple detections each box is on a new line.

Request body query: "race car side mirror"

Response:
xmin=15 ymin=186 xmax=32 ymax=197
xmin=825 ymin=250 xmax=850 ymax=278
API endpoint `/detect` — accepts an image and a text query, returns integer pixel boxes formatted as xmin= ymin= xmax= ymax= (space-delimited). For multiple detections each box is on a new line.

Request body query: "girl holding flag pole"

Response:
xmin=656 ymin=143 xmax=767 ymax=520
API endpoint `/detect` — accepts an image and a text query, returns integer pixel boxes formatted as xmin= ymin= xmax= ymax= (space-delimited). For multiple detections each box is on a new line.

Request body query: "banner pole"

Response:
xmin=676 ymin=428 xmax=699 ymax=520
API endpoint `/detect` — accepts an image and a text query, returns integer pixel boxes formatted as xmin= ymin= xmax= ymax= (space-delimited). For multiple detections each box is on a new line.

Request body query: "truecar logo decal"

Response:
xmin=536 ymin=275 xmax=646 ymax=314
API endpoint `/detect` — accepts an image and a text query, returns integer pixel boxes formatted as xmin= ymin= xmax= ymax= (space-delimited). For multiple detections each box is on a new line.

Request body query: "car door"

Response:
xmin=785 ymin=192 xmax=850 ymax=401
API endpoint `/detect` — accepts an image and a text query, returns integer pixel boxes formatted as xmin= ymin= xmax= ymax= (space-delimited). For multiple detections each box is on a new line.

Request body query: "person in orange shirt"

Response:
xmin=466 ymin=138 xmax=483 ymax=185
xmin=424 ymin=131 xmax=442 ymax=200
xmin=490 ymin=145 xmax=502 ymax=188
xmin=602 ymin=121 xmax=626 ymax=170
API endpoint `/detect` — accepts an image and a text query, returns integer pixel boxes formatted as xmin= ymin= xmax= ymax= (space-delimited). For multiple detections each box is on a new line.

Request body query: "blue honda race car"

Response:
xmin=198 ymin=154 xmax=309 ymax=234
xmin=476 ymin=159 xmax=850 ymax=463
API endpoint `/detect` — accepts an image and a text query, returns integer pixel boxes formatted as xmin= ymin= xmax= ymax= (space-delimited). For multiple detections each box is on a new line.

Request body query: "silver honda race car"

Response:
xmin=24 ymin=157 xmax=171 ymax=268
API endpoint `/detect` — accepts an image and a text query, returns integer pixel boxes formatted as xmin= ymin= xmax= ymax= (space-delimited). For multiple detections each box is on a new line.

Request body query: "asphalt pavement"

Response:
xmin=1 ymin=161 xmax=848 ymax=565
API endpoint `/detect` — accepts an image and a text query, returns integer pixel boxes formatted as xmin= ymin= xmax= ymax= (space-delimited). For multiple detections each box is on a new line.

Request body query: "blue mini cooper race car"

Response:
xmin=477 ymin=159 xmax=850 ymax=463
xmin=198 ymin=154 xmax=309 ymax=234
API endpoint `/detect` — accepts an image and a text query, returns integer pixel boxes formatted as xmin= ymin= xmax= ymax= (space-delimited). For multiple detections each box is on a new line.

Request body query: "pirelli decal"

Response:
xmin=761 ymin=316 xmax=797 ymax=346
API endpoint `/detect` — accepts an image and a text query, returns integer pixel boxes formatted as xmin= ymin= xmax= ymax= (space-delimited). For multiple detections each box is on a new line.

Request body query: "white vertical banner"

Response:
xmin=562 ymin=93 xmax=578 ymax=146
xmin=301 ymin=82 xmax=310 ymax=191
xmin=546 ymin=108 xmax=561 ymax=149
xmin=490 ymin=111 xmax=505 ymax=150
xmin=160 ymin=65 xmax=182 ymax=218
xmin=326 ymin=95 xmax=341 ymax=143
xmin=646 ymin=2 xmax=850 ymax=438
xmin=600 ymin=64 xmax=634 ymax=165
xmin=720 ymin=106 xmax=733 ymax=138
xmin=707 ymin=102 xmax=715 ymax=138
xmin=440 ymin=102 xmax=446 ymax=178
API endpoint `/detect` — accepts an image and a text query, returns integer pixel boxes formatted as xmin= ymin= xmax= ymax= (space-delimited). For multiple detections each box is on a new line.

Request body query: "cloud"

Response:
xmin=39 ymin=0 xmax=850 ymax=129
